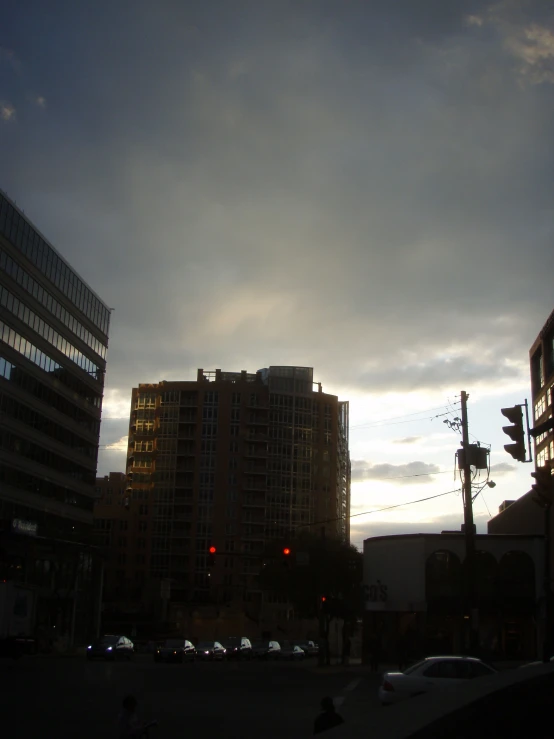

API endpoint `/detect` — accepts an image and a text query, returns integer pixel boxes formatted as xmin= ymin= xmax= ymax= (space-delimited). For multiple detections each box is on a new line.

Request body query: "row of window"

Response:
xmin=0 ymin=464 xmax=94 ymax=512
xmin=0 ymin=284 xmax=102 ymax=377
xmin=0 ymin=326 xmax=102 ymax=407
xmin=0 ymin=353 xmax=100 ymax=433
xmin=0 ymin=391 xmax=97 ymax=459
xmin=0 ymin=195 xmax=110 ymax=334
xmin=0 ymin=248 xmax=107 ymax=358
xmin=0 ymin=428 xmax=96 ymax=485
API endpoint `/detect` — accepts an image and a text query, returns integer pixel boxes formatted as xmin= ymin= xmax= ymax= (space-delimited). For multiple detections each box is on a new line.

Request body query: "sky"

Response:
xmin=1 ymin=0 xmax=553 ymax=550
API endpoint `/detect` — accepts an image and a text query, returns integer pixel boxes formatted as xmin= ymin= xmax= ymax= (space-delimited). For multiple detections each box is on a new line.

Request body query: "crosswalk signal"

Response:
xmin=501 ymin=405 xmax=526 ymax=462
xmin=208 ymin=545 xmax=217 ymax=568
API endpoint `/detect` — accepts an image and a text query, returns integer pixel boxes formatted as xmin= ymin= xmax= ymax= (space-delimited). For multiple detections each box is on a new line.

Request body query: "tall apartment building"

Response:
xmin=0 ymin=190 xmax=110 ymax=645
xmin=118 ymin=367 xmax=350 ymax=619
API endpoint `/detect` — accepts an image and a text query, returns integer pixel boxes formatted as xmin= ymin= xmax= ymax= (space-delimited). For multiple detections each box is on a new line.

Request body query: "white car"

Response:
xmin=378 ymin=656 xmax=497 ymax=705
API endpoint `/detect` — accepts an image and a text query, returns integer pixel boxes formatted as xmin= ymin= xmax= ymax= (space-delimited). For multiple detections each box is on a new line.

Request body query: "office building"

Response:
xmin=110 ymin=367 xmax=350 ymax=634
xmin=0 ymin=189 xmax=110 ymax=647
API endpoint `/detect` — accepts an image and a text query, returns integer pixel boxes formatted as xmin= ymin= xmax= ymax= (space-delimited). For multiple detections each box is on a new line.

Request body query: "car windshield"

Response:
xmin=164 ymin=639 xmax=184 ymax=648
xmin=98 ymin=636 xmax=119 ymax=645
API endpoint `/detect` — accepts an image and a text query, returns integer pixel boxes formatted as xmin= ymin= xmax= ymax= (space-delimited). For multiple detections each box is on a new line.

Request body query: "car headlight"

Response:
xmin=106 ymin=646 xmax=113 ymax=651
xmin=87 ymin=645 xmax=92 ymax=650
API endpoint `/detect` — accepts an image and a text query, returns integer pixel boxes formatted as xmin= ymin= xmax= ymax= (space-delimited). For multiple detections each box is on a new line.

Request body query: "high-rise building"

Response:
xmin=0 ymin=190 xmax=110 ymax=646
xmin=117 ymin=367 xmax=350 ymax=617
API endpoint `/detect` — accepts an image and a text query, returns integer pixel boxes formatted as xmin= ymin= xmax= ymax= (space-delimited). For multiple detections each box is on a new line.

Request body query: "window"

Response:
xmin=119 ymin=520 xmax=128 ymax=531
xmin=231 ymin=408 xmax=240 ymax=422
xmin=139 ymin=521 xmax=147 ymax=532
xmin=232 ymin=392 xmax=241 ymax=405
xmin=229 ymin=440 xmax=238 ymax=453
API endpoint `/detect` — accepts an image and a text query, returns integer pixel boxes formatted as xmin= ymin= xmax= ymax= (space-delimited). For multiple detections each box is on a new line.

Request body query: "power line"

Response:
xmin=349 ymin=403 xmax=459 ymax=430
xmin=295 ymin=488 xmax=461 ymax=531
xmin=354 ymin=470 xmax=450 ymax=481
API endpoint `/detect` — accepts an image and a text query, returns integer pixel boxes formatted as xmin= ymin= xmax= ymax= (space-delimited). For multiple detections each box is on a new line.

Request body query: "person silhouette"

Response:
xmin=313 ymin=696 xmax=345 ymax=735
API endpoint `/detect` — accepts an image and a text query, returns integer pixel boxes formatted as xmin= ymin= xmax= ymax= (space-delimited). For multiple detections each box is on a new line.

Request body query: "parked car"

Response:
xmin=195 ymin=641 xmax=226 ymax=660
xmin=154 ymin=639 xmax=196 ymax=663
xmin=252 ymin=640 xmax=281 ymax=660
xmin=280 ymin=643 xmax=305 ymax=661
xmin=296 ymin=640 xmax=319 ymax=658
xmin=87 ymin=635 xmax=134 ymax=661
xmin=379 ymin=656 xmax=497 ymax=706
xmin=223 ymin=637 xmax=253 ymax=660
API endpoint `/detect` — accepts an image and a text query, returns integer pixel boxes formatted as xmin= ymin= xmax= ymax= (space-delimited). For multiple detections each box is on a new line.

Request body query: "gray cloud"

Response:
xmin=392 ymin=436 xmax=423 ymax=445
xmin=351 ymin=460 xmax=441 ymax=484
xmin=0 ymin=0 xmax=552 ymax=438
xmin=490 ymin=462 xmax=517 ymax=476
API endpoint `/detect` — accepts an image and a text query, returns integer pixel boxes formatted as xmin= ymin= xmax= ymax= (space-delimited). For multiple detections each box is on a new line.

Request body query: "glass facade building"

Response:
xmin=0 ymin=190 xmax=110 ymax=646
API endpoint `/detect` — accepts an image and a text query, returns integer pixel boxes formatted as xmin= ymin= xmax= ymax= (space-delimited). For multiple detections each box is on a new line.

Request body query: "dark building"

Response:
xmin=487 ymin=306 xmax=554 ymax=655
xmin=97 ymin=367 xmax=350 ymax=637
xmin=0 ymin=189 xmax=110 ymax=648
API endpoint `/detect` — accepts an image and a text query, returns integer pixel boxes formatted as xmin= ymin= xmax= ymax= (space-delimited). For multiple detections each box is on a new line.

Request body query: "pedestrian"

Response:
xmin=118 ymin=695 xmax=157 ymax=739
xmin=313 ymin=696 xmax=345 ymax=735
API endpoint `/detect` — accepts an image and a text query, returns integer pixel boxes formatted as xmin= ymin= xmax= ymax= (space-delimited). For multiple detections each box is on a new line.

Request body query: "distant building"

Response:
xmin=102 ymin=367 xmax=350 ymax=636
xmin=362 ymin=533 xmax=545 ymax=663
xmin=0 ymin=189 xmax=110 ymax=646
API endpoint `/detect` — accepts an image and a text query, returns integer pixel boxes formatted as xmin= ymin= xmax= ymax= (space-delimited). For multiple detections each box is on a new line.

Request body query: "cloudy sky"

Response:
xmin=2 ymin=0 xmax=553 ymax=549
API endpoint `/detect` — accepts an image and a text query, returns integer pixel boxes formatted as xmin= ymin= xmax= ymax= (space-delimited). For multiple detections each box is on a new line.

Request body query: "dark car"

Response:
xmin=280 ymin=643 xmax=305 ymax=661
xmin=296 ymin=640 xmax=319 ymax=658
xmin=87 ymin=635 xmax=134 ymax=661
xmin=252 ymin=640 xmax=281 ymax=660
xmin=223 ymin=637 xmax=253 ymax=660
xmin=154 ymin=639 xmax=196 ymax=663
xmin=196 ymin=641 xmax=226 ymax=661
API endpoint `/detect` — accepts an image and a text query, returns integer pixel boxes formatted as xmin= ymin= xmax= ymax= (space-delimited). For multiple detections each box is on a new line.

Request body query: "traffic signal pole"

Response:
xmin=460 ymin=391 xmax=478 ymax=653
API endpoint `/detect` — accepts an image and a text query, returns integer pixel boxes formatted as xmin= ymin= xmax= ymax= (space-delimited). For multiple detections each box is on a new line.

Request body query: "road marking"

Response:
xmin=333 ymin=678 xmax=361 ymax=708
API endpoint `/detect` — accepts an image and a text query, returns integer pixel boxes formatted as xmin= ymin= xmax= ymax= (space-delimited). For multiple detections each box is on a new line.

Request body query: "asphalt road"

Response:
xmin=0 ymin=655 xmax=379 ymax=738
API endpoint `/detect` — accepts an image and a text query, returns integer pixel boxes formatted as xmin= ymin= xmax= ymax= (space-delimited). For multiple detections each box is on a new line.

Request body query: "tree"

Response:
xmin=259 ymin=533 xmax=363 ymax=665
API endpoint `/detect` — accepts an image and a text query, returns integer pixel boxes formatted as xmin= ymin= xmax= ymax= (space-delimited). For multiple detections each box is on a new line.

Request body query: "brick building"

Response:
xmin=96 ymin=367 xmax=350 ymax=638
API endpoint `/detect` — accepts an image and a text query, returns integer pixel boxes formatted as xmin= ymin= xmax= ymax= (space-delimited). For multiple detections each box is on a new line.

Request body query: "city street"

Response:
xmin=0 ymin=655 xmax=379 ymax=738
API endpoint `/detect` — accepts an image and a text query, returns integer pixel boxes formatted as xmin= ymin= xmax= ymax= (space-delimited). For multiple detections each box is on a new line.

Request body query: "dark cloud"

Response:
xmin=0 ymin=0 xmax=552 ymax=442
xmin=392 ymin=436 xmax=423 ymax=445
xmin=351 ymin=460 xmax=441 ymax=484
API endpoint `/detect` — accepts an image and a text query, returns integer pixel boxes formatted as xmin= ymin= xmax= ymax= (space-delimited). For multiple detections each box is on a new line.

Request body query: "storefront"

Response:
xmin=362 ymin=533 xmax=545 ymax=665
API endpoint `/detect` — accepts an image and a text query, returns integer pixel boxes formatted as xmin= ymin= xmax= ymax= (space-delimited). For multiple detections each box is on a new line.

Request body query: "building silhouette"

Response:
xmin=0 ymin=189 xmax=110 ymax=647
xmin=97 ymin=367 xmax=350 ymax=636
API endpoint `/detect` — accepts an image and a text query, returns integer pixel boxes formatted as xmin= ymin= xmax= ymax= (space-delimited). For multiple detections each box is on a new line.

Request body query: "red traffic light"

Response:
xmin=283 ymin=547 xmax=291 ymax=556
xmin=209 ymin=546 xmax=216 ymax=554
xmin=321 ymin=596 xmax=327 ymax=602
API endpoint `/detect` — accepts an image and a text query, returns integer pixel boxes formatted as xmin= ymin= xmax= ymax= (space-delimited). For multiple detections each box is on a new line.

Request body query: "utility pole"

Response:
xmin=460 ymin=391 xmax=478 ymax=653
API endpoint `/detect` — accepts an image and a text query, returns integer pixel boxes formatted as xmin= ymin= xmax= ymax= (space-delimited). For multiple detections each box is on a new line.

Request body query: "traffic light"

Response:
xmin=501 ymin=405 xmax=526 ymax=462
xmin=208 ymin=545 xmax=217 ymax=568
xmin=531 ymin=468 xmax=554 ymax=508
xmin=282 ymin=547 xmax=291 ymax=568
